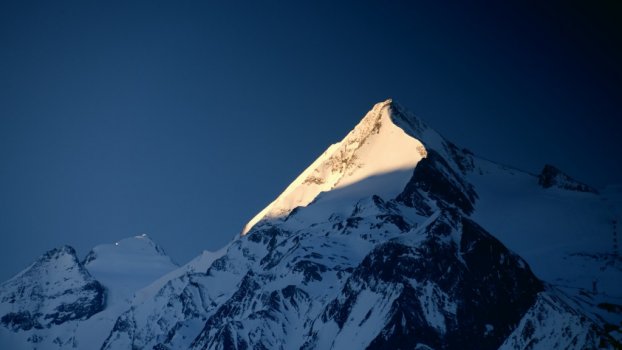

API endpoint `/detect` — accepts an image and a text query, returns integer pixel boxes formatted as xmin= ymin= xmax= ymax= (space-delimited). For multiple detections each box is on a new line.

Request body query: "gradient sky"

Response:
xmin=1 ymin=1 xmax=620 ymax=281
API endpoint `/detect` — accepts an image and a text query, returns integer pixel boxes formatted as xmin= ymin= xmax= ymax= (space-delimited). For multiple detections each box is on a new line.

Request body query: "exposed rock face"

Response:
xmin=397 ymin=149 xmax=478 ymax=215
xmin=311 ymin=215 xmax=543 ymax=350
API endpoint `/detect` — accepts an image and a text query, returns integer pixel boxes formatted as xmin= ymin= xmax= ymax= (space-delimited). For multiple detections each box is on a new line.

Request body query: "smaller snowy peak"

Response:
xmin=3 ymin=245 xmax=89 ymax=295
xmin=83 ymin=234 xmax=169 ymax=265
xmin=538 ymin=164 xmax=597 ymax=193
xmin=41 ymin=245 xmax=77 ymax=260
xmin=83 ymin=234 xmax=178 ymax=304
xmin=0 ymin=245 xmax=105 ymax=331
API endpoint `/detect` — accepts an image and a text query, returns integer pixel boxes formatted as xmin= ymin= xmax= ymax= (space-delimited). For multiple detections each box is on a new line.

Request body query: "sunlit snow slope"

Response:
xmin=242 ymin=99 xmax=430 ymax=234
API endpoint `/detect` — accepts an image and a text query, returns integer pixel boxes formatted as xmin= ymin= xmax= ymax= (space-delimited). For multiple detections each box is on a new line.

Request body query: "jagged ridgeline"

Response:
xmin=1 ymin=100 xmax=620 ymax=349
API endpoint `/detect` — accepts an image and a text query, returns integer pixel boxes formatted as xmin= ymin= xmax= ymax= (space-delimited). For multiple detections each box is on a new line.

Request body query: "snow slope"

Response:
xmin=468 ymin=159 xmax=621 ymax=297
xmin=84 ymin=234 xmax=178 ymax=305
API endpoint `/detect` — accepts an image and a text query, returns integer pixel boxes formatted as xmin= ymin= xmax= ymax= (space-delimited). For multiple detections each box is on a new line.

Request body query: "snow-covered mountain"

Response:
xmin=1 ymin=99 xmax=621 ymax=349
xmin=0 ymin=235 xmax=178 ymax=349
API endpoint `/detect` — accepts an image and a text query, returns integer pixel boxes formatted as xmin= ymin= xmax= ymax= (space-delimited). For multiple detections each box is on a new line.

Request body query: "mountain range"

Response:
xmin=1 ymin=99 xmax=620 ymax=349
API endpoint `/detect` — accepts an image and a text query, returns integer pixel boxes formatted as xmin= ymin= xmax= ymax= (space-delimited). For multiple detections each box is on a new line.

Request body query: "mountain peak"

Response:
xmin=41 ymin=245 xmax=78 ymax=261
xmin=363 ymin=98 xmax=394 ymax=110
xmin=83 ymin=235 xmax=178 ymax=303
xmin=0 ymin=245 xmax=105 ymax=332
xmin=83 ymin=234 xmax=168 ymax=265
xmin=242 ymin=99 xmax=435 ymax=235
xmin=350 ymin=98 xmax=427 ymax=140
xmin=5 ymin=245 xmax=83 ymax=285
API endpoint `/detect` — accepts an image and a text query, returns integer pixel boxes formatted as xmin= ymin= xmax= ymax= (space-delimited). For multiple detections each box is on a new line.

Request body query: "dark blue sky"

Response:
xmin=1 ymin=1 xmax=620 ymax=281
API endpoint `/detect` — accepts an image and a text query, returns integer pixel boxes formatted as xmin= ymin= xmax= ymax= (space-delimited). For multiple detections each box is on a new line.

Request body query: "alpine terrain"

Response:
xmin=1 ymin=99 xmax=621 ymax=349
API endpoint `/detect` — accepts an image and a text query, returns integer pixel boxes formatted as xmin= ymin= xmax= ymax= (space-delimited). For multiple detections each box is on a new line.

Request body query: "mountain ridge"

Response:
xmin=1 ymin=99 xmax=620 ymax=349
